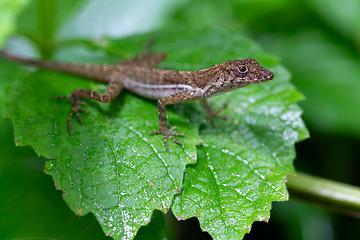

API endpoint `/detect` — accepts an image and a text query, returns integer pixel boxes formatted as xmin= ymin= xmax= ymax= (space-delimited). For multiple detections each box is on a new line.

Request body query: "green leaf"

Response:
xmin=0 ymin=0 xmax=29 ymax=47
xmin=304 ymin=0 xmax=360 ymax=43
xmin=172 ymin=64 xmax=308 ymax=239
xmin=4 ymin=27 xmax=308 ymax=239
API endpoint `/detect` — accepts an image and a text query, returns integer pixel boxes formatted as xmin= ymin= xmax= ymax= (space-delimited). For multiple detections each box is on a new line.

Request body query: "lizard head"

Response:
xmin=223 ymin=58 xmax=274 ymax=86
xmin=200 ymin=58 xmax=274 ymax=97
xmin=195 ymin=58 xmax=274 ymax=98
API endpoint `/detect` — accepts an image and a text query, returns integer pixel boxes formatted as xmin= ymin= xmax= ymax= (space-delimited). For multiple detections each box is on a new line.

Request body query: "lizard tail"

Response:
xmin=1 ymin=50 xmax=110 ymax=83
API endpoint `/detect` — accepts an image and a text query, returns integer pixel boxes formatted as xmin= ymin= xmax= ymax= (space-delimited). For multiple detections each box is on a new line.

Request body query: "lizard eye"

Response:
xmin=238 ymin=65 xmax=248 ymax=73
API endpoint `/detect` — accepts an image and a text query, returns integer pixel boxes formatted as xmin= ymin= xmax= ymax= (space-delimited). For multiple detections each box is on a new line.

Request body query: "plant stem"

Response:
xmin=37 ymin=0 xmax=55 ymax=59
xmin=287 ymin=172 xmax=360 ymax=217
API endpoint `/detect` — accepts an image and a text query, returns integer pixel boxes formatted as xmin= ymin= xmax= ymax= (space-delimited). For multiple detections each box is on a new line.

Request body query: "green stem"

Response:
xmin=37 ymin=0 xmax=55 ymax=59
xmin=287 ymin=172 xmax=360 ymax=217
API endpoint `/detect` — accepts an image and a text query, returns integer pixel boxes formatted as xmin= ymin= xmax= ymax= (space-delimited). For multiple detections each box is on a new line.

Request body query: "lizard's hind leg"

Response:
xmin=119 ymin=53 xmax=166 ymax=68
xmin=58 ymin=78 xmax=124 ymax=135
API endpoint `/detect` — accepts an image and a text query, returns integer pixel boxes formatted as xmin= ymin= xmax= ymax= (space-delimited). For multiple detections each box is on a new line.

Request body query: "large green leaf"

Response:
xmin=4 ymin=27 xmax=308 ymax=239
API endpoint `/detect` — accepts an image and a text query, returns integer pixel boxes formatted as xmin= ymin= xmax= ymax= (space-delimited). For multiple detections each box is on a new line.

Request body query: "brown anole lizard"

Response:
xmin=1 ymin=50 xmax=274 ymax=150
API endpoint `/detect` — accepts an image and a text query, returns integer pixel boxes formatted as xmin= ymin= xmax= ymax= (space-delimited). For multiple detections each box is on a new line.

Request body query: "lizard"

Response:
xmin=1 ymin=50 xmax=274 ymax=150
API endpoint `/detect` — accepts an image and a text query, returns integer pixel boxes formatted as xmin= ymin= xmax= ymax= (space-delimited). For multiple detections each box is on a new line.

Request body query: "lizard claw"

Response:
xmin=52 ymin=95 xmax=88 ymax=136
xmin=214 ymin=99 xmax=230 ymax=116
xmin=68 ymin=99 xmax=89 ymax=135
xmin=150 ymin=126 xmax=184 ymax=151
xmin=200 ymin=100 xmax=230 ymax=126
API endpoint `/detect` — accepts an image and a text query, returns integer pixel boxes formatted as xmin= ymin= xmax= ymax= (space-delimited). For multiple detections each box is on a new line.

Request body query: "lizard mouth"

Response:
xmin=242 ymin=76 xmax=273 ymax=84
xmin=234 ymin=68 xmax=274 ymax=84
xmin=249 ymin=70 xmax=274 ymax=83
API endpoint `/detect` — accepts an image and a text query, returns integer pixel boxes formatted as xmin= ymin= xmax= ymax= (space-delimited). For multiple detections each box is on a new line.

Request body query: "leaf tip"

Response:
xmin=77 ymin=208 xmax=83 ymax=216
xmin=163 ymin=207 xmax=169 ymax=214
xmin=3 ymin=112 xmax=11 ymax=118
xmin=259 ymin=217 xmax=270 ymax=223
xmin=15 ymin=138 xmax=21 ymax=145
xmin=62 ymin=191 xmax=68 ymax=197
xmin=55 ymin=185 xmax=68 ymax=197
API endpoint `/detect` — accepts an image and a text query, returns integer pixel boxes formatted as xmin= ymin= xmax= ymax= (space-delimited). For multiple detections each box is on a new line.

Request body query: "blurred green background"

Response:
xmin=1 ymin=0 xmax=360 ymax=239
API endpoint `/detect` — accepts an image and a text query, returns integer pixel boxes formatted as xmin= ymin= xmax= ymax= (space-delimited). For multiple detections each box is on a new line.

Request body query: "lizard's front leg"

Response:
xmin=149 ymin=97 xmax=185 ymax=151
xmin=150 ymin=91 xmax=199 ymax=151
